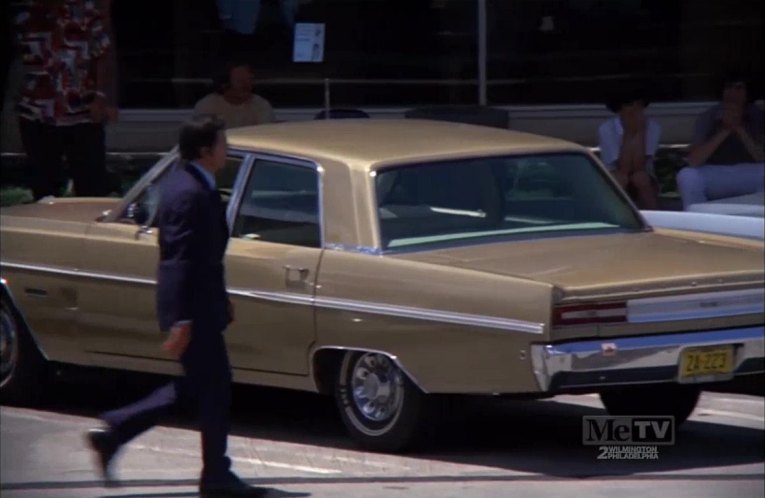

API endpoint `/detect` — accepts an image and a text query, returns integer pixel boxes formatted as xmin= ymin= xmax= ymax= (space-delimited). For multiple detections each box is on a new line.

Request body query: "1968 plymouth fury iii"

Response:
xmin=1 ymin=120 xmax=763 ymax=451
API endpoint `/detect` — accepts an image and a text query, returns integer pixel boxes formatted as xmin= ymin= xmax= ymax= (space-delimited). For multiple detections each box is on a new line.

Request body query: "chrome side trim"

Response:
xmin=227 ymin=288 xmax=314 ymax=306
xmin=231 ymin=286 xmax=542 ymax=333
xmin=309 ymin=345 xmax=429 ymax=394
xmin=2 ymin=261 xmax=543 ymax=333
xmin=531 ymin=326 xmax=765 ymax=392
xmin=627 ymin=288 xmax=765 ymax=323
xmin=0 ymin=261 xmax=156 ymax=286
xmin=315 ymin=296 xmax=545 ymax=334
xmin=0 ymin=277 xmax=50 ymax=361
xmin=324 ymin=243 xmax=383 ymax=255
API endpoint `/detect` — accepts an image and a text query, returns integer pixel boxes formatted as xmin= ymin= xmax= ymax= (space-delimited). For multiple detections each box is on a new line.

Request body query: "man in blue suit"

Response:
xmin=85 ymin=116 xmax=265 ymax=497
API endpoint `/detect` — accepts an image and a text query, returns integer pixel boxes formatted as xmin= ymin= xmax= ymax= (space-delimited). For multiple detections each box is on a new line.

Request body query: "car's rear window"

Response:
xmin=375 ymin=153 xmax=645 ymax=251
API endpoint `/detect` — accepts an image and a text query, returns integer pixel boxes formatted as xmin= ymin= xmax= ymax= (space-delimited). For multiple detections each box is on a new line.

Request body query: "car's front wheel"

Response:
xmin=335 ymin=351 xmax=425 ymax=452
xmin=0 ymin=299 xmax=46 ymax=405
xmin=599 ymin=384 xmax=701 ymax=426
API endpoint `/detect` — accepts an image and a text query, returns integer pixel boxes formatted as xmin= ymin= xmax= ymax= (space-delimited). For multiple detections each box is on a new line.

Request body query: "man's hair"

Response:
xmin=213 ymin=58 xmax=253 ymax=94
xmin=715 ymin=67 xmax=756 ymax=101
xmin=178 ymin=116 xmax=225 ymax=161
xmin=606 ymin=83 xmax=651 ymax=114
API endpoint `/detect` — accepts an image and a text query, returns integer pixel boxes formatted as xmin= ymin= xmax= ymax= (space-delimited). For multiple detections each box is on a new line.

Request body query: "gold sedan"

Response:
xmin=1 ymin=120 xmax=763 ymax=451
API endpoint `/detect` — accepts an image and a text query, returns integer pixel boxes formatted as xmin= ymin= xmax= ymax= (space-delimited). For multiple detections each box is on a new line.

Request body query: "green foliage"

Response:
xmin=0 ymin=187 xmax=33 ymax=207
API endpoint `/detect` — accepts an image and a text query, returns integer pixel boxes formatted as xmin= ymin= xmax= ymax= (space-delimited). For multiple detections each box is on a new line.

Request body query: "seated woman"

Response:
xmin=598 ymin=88 xmax=660 ymax=209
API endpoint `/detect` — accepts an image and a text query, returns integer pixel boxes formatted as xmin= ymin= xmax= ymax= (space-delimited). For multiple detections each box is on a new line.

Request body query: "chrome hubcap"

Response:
xmin=351 ymin=353 xmax=403 ymax=422
xmin=0 ymin=307 xmax=19 ymax=385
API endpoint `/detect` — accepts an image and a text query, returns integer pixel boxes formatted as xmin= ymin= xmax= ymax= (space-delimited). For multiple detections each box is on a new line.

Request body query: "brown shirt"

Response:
xmin=193 ymin=93 xmax=276 ymax=129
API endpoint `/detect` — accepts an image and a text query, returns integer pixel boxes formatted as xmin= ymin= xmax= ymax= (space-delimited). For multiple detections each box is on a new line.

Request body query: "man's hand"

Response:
xmin=162 ymin=322 xmax=191 ymax=360
xmin=620 ymin=105 xmax=645 ymax=137
xmin=89 ymin=95 xmax=119 ymax=123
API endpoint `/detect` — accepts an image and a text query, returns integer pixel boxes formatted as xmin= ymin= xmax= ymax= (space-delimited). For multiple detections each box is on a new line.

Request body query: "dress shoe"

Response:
xmin=199 ymin=471 xmax=269 ymax=497
xmin=85 ymin=428 xmax=120 ymax=486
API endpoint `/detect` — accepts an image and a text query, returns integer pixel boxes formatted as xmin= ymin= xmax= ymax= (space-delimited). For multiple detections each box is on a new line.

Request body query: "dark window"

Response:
xmin=110 ymin=0 xmax=762 ymax=108
xmin=487 ymin=0 xmax=763 ymax=104
xmin=111 ymin=0 xmax=477 ymax=108
xmin=376 ymin=153 xmax=644 ymax=250
xmin=122 ymin=154 xmax=244 ymax=226
xmin=232 ymin=160 xmax=321 ymax=247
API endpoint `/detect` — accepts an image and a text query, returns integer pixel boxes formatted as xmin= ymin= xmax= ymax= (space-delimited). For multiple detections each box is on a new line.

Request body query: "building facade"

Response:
xmin=2 ymin=0 xmax=763 ymax=151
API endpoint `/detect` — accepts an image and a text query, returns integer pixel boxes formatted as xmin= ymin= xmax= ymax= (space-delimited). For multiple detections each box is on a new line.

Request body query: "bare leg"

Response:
xmin=631 ymin=170 xmax=658 ymax=210
xmin=612 ymin=169 xmax=630 ymax=189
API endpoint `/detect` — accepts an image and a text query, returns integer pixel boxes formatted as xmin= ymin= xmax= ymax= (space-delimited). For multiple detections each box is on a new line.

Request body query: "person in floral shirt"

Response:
xmin=14 ymin=0 xmax=117 ymax=199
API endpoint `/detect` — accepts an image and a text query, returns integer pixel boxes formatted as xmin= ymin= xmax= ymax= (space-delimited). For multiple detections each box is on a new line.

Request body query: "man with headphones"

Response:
xmin=676 ymin=69 xmax=764 ymax=209
xmin=193 ymin=59 xmax=276 ymax=128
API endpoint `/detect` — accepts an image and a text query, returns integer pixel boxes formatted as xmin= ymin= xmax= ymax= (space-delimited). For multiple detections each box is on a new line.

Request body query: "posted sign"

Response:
xmin=293 ymin=23 xmax=325 ymax=63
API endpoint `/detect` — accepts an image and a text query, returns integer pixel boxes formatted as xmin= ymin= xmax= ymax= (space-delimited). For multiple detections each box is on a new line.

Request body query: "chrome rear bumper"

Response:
xmin=530 ymin=326 xmax=765 ymax=392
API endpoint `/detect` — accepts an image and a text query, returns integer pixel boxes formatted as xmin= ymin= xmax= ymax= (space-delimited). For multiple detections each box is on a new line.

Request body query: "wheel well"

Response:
xmin=312 ymin=348 xmax=426 ymax=395
xmin=312 ymin=349 xmax=346 ymax=395
xmin=1 ymin=281 xmax=46 ymax=360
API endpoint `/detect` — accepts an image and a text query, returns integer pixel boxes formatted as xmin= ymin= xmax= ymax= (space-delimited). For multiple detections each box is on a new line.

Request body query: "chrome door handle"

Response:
xmin=134 ymin=225 xmax=153 ymax=239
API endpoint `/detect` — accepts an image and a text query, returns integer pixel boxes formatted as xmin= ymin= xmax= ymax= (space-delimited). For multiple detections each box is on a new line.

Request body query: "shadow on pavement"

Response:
xmin=99 ymin=488 xmax=307 ymax=498
xmin=4 ymin=366 xmax=764 ymax=481
xmin=0 ymin=477 xmax=306 ymax=497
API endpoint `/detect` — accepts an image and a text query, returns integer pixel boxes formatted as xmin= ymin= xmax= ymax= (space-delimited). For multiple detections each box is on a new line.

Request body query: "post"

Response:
xmin=477 ymin=0 xmax=487 ymax=106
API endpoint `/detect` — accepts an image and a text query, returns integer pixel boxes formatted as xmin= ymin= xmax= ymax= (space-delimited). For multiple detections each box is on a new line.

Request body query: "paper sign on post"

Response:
xmin=293 ymin=23 xmax=325 ymax=63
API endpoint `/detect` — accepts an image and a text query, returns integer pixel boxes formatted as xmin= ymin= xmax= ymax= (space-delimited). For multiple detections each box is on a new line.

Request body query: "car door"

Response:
xmin=224 ymin=154 xmax=323 ymax=375
xmin=76 ymin=151 xmax=252 ymax=369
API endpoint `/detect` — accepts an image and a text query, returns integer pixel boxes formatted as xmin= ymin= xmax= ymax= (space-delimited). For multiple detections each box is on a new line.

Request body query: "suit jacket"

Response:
xmin=155 ymin=163 xmax=231 ymax=333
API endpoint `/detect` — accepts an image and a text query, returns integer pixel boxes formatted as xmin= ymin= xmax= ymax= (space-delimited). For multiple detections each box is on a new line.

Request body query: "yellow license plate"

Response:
xmin=679 ymin=346 xmax=735 ymax=380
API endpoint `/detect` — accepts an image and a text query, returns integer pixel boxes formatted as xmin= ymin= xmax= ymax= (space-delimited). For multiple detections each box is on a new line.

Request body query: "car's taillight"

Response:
xmin=553 ymin=302 xmax=627 ymax=326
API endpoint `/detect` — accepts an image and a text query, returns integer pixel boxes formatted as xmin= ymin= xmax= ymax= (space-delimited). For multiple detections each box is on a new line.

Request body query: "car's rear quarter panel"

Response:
xmin=314 ymin=250 xmax=554 ymax=394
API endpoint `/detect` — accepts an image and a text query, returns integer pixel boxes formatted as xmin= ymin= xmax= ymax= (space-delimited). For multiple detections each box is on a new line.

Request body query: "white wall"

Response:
xmin=101 ymin=102 xmax=714 ymax=152
xmin=3 ymin=100 xmax=718 ymax=153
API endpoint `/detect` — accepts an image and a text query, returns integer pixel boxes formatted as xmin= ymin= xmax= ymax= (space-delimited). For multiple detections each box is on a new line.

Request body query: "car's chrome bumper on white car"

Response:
xmin=530 ymin=326 xmax=765 ymax=392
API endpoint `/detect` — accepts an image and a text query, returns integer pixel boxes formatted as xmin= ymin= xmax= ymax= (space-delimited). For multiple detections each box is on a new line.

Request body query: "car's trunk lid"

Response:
xmin=393 ymin=232 xmax=764 ymax=300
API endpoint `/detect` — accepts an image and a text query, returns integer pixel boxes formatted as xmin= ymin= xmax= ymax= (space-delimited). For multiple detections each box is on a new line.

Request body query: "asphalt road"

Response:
xmin=1 ymin=373 xmax=763 ymax=498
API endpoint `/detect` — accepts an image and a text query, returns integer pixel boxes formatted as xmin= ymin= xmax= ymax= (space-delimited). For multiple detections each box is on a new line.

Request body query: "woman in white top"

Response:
xmin=598 ymin=89 xmax=661 ymax=209
xmin=193 ymin=60 xmax=276 ymax=129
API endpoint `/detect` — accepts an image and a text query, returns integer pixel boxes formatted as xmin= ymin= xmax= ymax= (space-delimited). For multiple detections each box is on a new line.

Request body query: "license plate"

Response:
xmin=679 ymin=345 xmax=735 ymax=380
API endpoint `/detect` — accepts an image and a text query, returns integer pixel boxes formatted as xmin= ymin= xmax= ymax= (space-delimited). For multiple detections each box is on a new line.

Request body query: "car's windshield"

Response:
xmin=375 ymin=152 xmax=645 ymax=251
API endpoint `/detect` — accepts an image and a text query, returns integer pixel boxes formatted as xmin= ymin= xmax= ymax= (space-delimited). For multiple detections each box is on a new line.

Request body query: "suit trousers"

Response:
xmin=18 ymin=118 xmax=107 ymax=200
xmin=100 ymin=327 xmax=233 ymax=480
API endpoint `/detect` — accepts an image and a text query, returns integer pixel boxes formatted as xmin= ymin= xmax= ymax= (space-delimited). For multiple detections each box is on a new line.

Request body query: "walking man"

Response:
xmin=86 ymin=116 xmax=265 ymax=497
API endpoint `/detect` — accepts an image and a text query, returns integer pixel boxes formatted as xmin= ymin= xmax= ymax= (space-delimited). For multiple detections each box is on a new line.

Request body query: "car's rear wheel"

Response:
xmin=0 ymin=299 xmax=46 ymax=405
xmin=335 ymin=351 xmax=425 ymax=452
xmin=599 ymin=384 xmax=701 ymax=426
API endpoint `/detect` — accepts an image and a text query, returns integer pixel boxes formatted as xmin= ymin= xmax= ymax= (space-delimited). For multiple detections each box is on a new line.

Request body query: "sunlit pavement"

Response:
xmin=1 ymin=377 xmax=763 ymax=498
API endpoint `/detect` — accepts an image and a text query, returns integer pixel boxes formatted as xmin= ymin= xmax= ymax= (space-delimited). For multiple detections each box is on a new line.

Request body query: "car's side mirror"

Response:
xmin=126 ymin=202 xmax=149 ymax=226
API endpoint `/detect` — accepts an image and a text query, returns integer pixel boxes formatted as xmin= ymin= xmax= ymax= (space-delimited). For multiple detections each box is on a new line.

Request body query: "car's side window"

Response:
xmin=119 ymin=159 xmax=178 ymax=227
xmin=502 ymin=158 xmax=573 ymax=201
xmin=121 ymin=154 xmax=246 ymax=227
xmin=232 ymin=159 xmax=321 ymax=248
